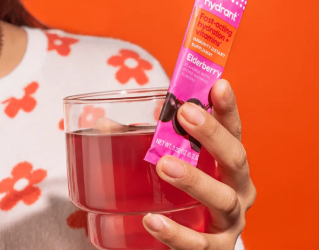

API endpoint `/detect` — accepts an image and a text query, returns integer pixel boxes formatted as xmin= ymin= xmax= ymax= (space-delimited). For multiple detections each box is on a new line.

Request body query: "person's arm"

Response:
xmin=143 ymin=79 xmax=256 ymax=250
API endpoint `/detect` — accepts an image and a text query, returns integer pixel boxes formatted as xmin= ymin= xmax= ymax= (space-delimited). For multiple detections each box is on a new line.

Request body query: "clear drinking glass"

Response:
xmin=64 ymin=88 xmax=216 ymax=250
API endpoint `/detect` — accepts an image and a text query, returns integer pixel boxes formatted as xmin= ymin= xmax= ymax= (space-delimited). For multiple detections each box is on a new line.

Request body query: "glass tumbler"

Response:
xmin=63 ymin=88 xmax=216 ymax=250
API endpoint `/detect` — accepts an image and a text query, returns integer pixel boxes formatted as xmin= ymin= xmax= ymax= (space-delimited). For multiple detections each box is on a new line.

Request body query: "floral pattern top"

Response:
xmin=0 ymin=27 xmax=169 ymax=250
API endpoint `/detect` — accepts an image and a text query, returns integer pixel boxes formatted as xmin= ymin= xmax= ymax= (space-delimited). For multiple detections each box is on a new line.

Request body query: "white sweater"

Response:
xmin=0 ymin=27 xmax=244 ymax=250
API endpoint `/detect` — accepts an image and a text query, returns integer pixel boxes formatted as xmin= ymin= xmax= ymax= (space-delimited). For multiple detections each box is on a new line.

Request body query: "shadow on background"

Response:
xmin=0 ymin=195 xmax=96 ymax=250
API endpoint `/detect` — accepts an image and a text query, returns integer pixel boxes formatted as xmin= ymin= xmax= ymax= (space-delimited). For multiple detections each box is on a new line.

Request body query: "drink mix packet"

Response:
xmin=145 ymin=0 xmax=247 ymax=166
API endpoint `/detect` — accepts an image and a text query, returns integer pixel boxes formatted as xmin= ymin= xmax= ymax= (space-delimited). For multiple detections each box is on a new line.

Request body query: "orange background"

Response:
xmin=23 ymin=0 xmax=319 ymax=249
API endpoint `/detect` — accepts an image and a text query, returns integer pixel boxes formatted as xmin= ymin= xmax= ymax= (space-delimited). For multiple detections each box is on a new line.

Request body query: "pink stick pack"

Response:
xmin=145 ymin=0 xmax=247 ymax=166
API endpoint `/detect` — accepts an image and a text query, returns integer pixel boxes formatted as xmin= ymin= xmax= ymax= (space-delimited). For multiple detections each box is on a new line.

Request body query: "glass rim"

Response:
xmin=63 ymin=87 xmax=168 ymax=104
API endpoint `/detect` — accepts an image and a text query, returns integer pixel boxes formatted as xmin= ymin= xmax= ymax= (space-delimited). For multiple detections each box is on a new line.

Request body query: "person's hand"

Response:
xmin=142 ymin=79 xmax=256 ymax=250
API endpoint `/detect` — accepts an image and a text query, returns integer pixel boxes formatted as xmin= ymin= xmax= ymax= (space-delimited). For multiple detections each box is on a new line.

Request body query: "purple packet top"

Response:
xmin=145 ymin=0 xmax=247 ymax=166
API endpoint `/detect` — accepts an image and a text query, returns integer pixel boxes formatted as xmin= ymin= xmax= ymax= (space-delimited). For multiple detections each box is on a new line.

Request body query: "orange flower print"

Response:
xmin=59 ymin=119 xmax=64 ymax=131
xmin=46 ymin=33 xmax=79 ymax=56
xmin=78 ymin=105 xmax=106 ymax=128
xmin=2 ymin=82 xmax=39 ymax=118
xmin=67 ymin=210 xmax=88 ymax=236
xmin=107 ymin=49 xmax=153 ymax=85
xmin=0 ymin=162 xmax=47 ymax=211
xmin=154 ymin=100 xmax=165 ymax=121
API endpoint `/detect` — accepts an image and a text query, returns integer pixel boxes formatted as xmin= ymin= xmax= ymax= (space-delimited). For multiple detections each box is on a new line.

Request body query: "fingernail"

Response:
xmin=181 ymin=103 xmax=206 ymax=126
xmin=144 ymin=214 xmax=164 ymax=232
xmin=223 ymin=84 xmax=233 ymax=103
xmin=162 ymin=158 xmax=185 ymax=178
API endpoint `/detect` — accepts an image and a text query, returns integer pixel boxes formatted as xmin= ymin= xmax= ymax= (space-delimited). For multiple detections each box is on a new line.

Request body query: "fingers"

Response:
xmin=156 ymin=156 xmax=241 ymax=230
xmin=210 ymin=80 xmax=242 ymax=141
xmin=94 ymin=117 xmax=128 ymax=134
xmin=177 ymin=103 xmax=250 ymax=192
xmin=143 ymin=214 xmax=216 ymax=250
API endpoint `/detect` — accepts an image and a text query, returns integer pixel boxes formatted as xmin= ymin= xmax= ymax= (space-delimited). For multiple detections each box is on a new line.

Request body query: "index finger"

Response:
xmin=177 ymin=103 xmax=250 ymax=193
xmin=211 ymin=79 xmax=242 ymax=141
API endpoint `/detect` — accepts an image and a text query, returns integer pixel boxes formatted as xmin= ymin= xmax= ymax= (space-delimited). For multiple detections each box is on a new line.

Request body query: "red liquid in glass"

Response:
xmin=66 ymin=130 xmax=216 ymax=249
xmin=66 ymin=130 xmax=216 ymax=214
xmin=88 ymin=205 xmax=206 ymax=250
